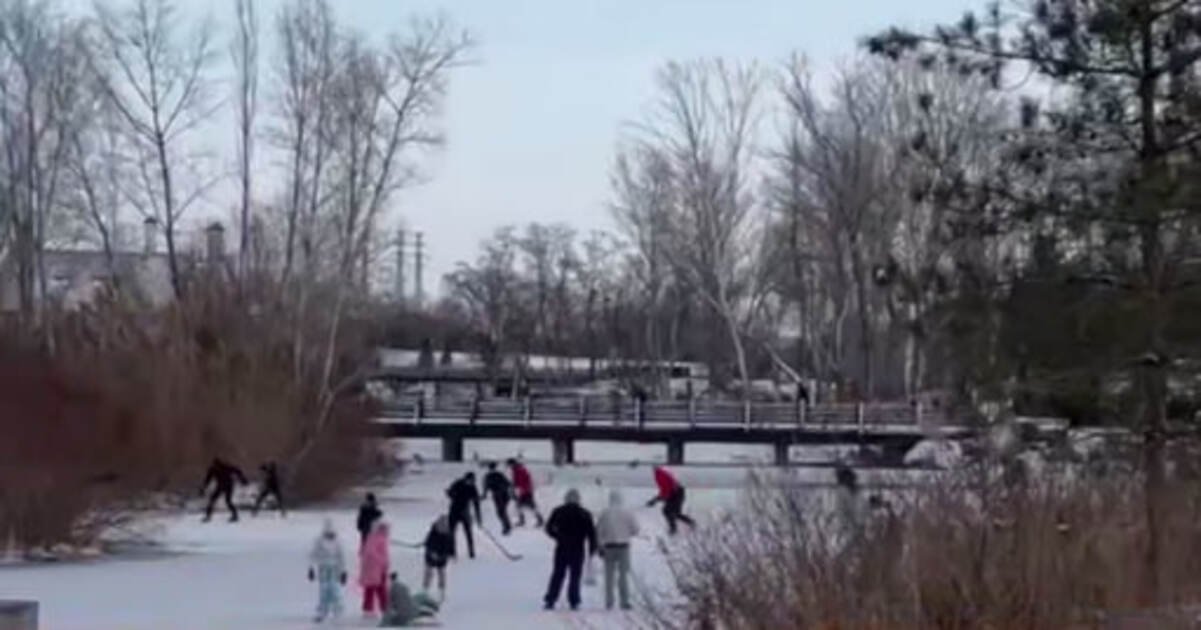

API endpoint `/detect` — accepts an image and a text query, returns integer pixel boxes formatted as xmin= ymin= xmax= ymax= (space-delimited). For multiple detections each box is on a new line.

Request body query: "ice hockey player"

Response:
xmin=200 ymin=457 xmax=247 ymax=523
xmin=308 ymin=518 xmax=347 ymax=623
xmin=446 ymin=472 xmax=482 ymax=559
xmin=543 ymin=488 xmax=598 ymax=611
xmin=422 ymin=515 xmax=454 ymax=601
xmin=646 ymin=466 xmax=695 ymax=535
xmin=379 ymin=572 xmax=440 ymax=627
xmin=251 ymin=461 xmax=285 ymax=517
xmin=360 ymin=520 xmax=392 ymax=618
xmin=507 ymin=458 xmax=544 ymax=527
xmin=482 ymin=461 xmax=513 ymax=535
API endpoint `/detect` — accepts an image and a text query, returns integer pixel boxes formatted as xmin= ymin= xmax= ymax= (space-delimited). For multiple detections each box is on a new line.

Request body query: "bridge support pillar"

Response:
xmin=667 ymin=440 xmax=685 ymax=466
xmin=552 ymin=438 xmax=575 ymax=466
xmin=774 ymin=441 xmax=790 ymax=467
xmin=441 ymin=437 xmax=464 ymax=462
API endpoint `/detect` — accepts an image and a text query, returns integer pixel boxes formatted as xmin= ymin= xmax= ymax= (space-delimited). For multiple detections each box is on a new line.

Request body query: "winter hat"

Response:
xmin=565 ymin=488 xmax=581 ymax=504
xmin=609 ymin=490 xmax=623 ymax=507
xmin=321 ymin=518 xmax=336 ymax=536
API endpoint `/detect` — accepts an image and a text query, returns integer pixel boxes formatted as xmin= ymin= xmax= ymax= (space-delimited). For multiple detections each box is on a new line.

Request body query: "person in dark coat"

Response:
xmin=446 ymin=472 xmax=482 ymax=559
xmin=357 ymin=493 xmax=383 ymax=546
xmin=422 ymin=515 xmax=454 ymax=601
xmin=543 ymin=488 xmax=598 ymax=611
xmin=201 ymin=457 xmax=247 ymax=522
xmin=252 ymin=461 xmax=285 ymax=517
xmin=481 ymin=462 xmax=513 ymax=535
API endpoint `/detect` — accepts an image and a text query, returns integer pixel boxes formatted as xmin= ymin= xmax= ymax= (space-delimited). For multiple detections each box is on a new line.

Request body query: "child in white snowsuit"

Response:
xmin=379 ymin=572 xmax=439 ymax=627
xmin=309 ymin=518 xmax=347 ymax=623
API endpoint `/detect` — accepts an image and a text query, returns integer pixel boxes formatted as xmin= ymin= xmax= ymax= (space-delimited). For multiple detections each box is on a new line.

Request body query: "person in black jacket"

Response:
xmin=481 ymin=462 xmax=513 ymax=535
xmin=446 ymin=472 xmax=482 ymax=559
xmin=356 ymin=493 xmax=383 ymax=546
xmin=251 ymin=461 xmax=285 ymax=517
xmin=201 ymin=457 xmax=247 ymax=523
xmin=422 ymin=515 xmax=454 ymax=601
xmin=543 ymin=488 xmax=598 ymax=611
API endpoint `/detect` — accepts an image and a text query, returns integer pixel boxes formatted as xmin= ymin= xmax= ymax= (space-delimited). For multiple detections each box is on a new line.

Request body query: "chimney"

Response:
xmin=143 ymin=217 xmax=159 ymax=255
xmin=205 ymin=222 xmax=226 ymax=263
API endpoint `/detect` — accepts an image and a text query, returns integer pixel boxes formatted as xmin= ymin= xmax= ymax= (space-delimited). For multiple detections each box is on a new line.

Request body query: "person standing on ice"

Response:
xmin=507 ymin=458 xmax=544 ymax=527
xmin=251 ymin=461 xmax=285 ymax=517
xmin=200 ymin=457 xmax=247 ymax=523
xmin=380 ymin=572 xmax=440 ymax=627
xmin=646 ymin=466 xmax=695 ymax=535
xmin=422 ymin=515 xmax=454 ymax=601
xmin=308 ymin=518 xmax=347 ymax=623
xmin=359 ymin=520 xmax=391 ymax=618
xmin=482 ymin=461 xmax=513 ymax=535
xmin=445 ymin=472 xmax=482 ymax=559
xmin=357 ymin=493 xmax=383 ymax=546
xmin=596 ymin=489 xmax=639 ymax=610
xmin=543 ymin=488 xmax=598 ymax=611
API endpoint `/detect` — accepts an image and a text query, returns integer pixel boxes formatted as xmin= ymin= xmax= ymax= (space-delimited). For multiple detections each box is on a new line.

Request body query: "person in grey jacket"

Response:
xmin=595 ymin=489 xmax=639 ymax=610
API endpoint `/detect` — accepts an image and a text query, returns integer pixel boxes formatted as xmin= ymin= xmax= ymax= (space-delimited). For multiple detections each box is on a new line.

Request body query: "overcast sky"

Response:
xmin=85 ymin=0 xmax=982 ymax=292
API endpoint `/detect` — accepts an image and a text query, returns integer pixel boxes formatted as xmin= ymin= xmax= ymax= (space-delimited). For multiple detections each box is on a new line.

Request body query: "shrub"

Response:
xmin=647 ymin=466 xmax=1201 ymax=630
xmin=0 ymin=277 xmax=379 ymax=550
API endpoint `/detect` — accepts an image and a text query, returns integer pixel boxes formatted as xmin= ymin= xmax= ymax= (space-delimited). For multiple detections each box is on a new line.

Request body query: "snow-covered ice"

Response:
xmin=0 ymin=442 xmax=804 ymax=630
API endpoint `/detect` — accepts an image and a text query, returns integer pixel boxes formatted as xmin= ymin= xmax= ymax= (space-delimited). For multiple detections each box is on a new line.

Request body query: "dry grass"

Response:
xmin=0 ymin=276 xmax=379 ymax=551
xmin=645 ymin=465 xmax=1201 ymax=630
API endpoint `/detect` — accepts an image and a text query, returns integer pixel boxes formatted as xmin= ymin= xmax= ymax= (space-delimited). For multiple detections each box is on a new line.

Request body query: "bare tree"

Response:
xmin=231 ymin=0 xmax=258 ymax=282
xmin=272 ymin=0 xmax=336 ymax=287
xmin=0 ymin=0 xmax=88 ymax=327
xmin=92 ymin=0 xmax=217 ymax=298
xmin=622 ymin=59 xmax=765 ymax=396
xmin=776 ymin=58 xmax=901 ymax=400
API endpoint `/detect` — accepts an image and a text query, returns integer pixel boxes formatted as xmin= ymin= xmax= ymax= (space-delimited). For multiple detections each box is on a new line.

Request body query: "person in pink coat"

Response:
xmin=359 ymin=520 xmax=391 ymax=616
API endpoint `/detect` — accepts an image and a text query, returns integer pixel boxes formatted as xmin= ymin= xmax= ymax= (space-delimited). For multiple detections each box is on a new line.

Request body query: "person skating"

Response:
xmin=360 ymin=520 xmax=391 ymax=618
xmin=482 ymin=461 xmax=513 ymax=535
xmin=380 ymin=572 xmax=440 ymax=627
xmin=357 ymin=493 xmax=383 ymax=546
xmin=200 ymin=457 xmax=247 ymax=523
xmin=647 ymin=466 xmax=695 ymax=535
xmin=543 ymin=488 xmax=598 ymax=611
xmin=251 ymin=461 xmax=285 ymax=517
xmin=446 ymin=472 xmax=482 ymax=559
xmin=422 ymin=515 xmax=454 ymax=601
xmin=507 ymin=458 xmax=544 ymax=527
xmin=596 ymin=489 xmax=639 ymax=610
xmin=308 ymin=518 xmax=348 ymax=623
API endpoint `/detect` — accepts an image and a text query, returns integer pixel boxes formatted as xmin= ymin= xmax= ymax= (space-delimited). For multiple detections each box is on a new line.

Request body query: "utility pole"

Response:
xmin=414 ymin=231 xmax=425 ymax=306
xmin=395 ymin=229 xmax=406 ymax=305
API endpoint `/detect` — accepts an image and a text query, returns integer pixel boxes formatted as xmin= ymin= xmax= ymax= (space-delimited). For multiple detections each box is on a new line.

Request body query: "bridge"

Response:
xmin=371 ymin=396 xmax=971 ymax=466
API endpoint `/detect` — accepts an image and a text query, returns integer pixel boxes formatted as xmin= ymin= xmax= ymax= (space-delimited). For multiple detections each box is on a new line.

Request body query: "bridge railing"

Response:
xmin=377 ymin=395 xmax=934 ymax=430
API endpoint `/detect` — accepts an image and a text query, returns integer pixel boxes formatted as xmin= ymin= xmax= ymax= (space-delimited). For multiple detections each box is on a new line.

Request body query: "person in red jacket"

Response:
xmin=507 ymin=458 xmax=544 ymax=527
xmin=647 ymin=466 xmax=695 ymax=535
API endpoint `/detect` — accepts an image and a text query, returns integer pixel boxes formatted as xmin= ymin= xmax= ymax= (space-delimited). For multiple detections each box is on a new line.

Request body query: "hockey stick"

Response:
xmin=391 ymin=540 xmax=424 ymax=549
xmin=479 ymin=525 xmax=523 ymax=561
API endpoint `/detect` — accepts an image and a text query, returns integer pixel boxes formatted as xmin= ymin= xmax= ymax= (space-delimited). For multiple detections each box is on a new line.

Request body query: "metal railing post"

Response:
xmin=636 ymin=398 xmax=645 ymax=431
xmin=413 ymin=397 xmax=423 ymax=425
xmin=914 ymin=400 xmax=923 ymax=427
xmin=856 ymin=402 xmax=865 ymax=435
xmin=688 ymin=397 xmax=696 ymax=429
xmin=743 ymin=399 xmax=751 ymax=431
xmin=523 ymin=396 xmax=532 ymax=429
xmin=578 ymin=396 xmax=587 ymax=428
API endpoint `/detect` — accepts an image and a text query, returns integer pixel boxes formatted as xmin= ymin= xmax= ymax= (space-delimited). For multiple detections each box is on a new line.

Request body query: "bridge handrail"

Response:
xmin=376 ymin=395 xmax=938 ymax=428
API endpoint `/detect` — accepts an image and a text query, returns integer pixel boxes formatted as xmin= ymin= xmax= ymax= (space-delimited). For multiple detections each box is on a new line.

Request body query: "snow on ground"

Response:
xmin=0 ymin=441 xmax=924 ymax=629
